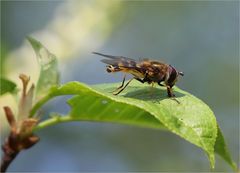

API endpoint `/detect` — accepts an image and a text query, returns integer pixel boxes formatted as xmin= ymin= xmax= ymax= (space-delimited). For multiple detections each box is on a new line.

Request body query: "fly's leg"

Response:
xmin=113 ymin=78 xmax=134 ymax=95
xmin=157 ymin=81 xmax=164 ymax=87
xmin=113 ymin=77 xmax=144 ymax=95
xmin=167 ymin=86 xmax=180 ymax=104
xmin=134 ymin=77 xmax=145 ymax=83
xmin=150 ymin=82 xmax=156 ymax=100
xmin=167 ymin=86 xmax=175 ymax=97
xmin=135 ymin=78 xmax=156 ymax=100
xmin=112 ymin=74 xmax=126 ymax=93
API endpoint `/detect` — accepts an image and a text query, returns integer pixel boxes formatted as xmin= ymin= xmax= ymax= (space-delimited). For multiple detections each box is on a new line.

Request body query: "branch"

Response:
xmin=1 ymin=107 xmax=39 ymax=172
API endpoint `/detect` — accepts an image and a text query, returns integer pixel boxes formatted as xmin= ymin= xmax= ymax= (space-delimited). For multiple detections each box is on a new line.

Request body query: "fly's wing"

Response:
xmin=93 ymin=52 xmax=138 ymax=68
xmin=93 ymin=52 xmax=144 ymax=77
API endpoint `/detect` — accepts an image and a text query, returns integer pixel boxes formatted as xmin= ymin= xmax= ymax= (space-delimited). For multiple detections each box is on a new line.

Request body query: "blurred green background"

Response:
xmin=1 ymin=0 xmax=239 ymax=171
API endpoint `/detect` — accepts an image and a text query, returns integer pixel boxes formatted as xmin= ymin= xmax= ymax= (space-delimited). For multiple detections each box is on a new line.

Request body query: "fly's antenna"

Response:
xmin=178 ymin=71 xmax=184 ymax=76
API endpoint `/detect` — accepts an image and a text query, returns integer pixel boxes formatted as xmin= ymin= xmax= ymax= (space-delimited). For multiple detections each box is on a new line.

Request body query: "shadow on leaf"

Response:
xmin=122 ymin=87 xmax=185 ymax=102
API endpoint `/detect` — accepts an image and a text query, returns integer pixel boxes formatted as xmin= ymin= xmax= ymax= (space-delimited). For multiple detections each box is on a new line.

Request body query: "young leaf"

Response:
xmin=27 ymin=36 xmax=59 ymax=101
xmin=0 ymin=78 xmax=17 ymax=95
xmin=33 ymin=81 xmax=235 ymax=169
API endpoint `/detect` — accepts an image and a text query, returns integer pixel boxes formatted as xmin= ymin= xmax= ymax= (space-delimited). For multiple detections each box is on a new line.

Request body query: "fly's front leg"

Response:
xmin=167 ymin=86 xmax=180 ymax=104
xmin=167 ymin=86 xmax=175 ymax=97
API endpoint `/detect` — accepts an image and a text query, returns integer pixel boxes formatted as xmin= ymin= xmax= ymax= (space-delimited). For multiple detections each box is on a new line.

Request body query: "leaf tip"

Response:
xmin=26 ymin=36 xmax=42 ymax=52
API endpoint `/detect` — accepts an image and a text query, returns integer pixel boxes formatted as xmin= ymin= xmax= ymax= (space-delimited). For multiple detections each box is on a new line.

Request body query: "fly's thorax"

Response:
xmin=139 ymin=61 xmax=168 ymax=82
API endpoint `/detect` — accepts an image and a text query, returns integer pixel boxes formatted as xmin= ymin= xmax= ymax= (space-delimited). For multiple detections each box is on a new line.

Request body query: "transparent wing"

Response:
xmin=93 ymin=52 xmax=138 ymax=68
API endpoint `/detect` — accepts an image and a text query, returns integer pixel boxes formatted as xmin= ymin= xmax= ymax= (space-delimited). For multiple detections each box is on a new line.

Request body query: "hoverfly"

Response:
xmin=93 ymin=52 xmax=184 ymax=97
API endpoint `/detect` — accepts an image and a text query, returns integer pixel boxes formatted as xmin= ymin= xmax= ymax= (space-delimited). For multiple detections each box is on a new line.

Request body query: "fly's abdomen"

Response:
xmin=106 ymin=65 xmax=122 ymax=73
xmin=94 ymin=52 xmax=142 ymax=75
xmin=101 ymin=58 xmax=139 ymax=73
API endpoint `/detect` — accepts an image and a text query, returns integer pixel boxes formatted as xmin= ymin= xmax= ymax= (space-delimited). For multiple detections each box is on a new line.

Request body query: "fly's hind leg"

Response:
xmin=113 ymin=78 xmax=134 ymax=95
xmin=112 ymin=74 xmax=126 ymax=93
xmin=134 ymin=77 xmax=145 ymax=83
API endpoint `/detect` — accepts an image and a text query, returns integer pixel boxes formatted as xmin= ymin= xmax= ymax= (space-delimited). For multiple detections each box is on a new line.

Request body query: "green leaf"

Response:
xmin=33 ymin=81 xmax=235 ymax=170
xmin=72 ymin=81 xmax=217 ymax=168
xmin=214 ymin=125 xmax=237 ymax=170
xmin=27 ymin=36 xmax=59 ymax=101
xmin=0 ymin=78 xmax=17 ymax=95
xmin=0 ymin=43 xmax=9 ymax=77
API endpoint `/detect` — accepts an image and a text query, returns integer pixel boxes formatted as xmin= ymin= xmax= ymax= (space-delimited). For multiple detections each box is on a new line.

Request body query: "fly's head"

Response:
xmin=166 ymin=65 xmax=184 ymax=87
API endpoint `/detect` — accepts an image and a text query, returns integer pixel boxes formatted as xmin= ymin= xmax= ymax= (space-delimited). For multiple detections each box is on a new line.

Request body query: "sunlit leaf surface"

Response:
xmin=34 ymin=81 xmax=236 ymax=169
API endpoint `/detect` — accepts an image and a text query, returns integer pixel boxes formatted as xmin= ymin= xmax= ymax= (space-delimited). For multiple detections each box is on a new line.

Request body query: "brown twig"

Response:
xmin=1 ymin=106 xmax=39 ymax=172
xmin=1 ymin=136 xmax=20 ymax=173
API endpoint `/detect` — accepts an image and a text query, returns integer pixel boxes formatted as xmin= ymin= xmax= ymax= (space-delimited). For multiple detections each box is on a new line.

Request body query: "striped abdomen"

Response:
xmin=93 ymin=52 xmax=144 ymax=77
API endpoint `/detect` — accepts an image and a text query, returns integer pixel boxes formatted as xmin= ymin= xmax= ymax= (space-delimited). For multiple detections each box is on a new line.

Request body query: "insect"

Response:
xmin=93 ymin=52 xmax=184 ymax=97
